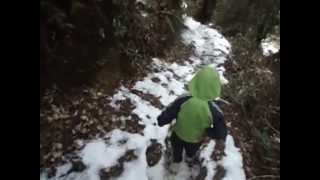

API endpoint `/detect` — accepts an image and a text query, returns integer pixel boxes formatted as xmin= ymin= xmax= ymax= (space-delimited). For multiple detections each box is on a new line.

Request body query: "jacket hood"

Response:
xmin=188 ymin=66 xmax=221 ymax=101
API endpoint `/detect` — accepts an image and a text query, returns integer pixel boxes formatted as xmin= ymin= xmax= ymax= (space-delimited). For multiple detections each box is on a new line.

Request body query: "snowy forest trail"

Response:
xmin=40 ymin=16 xmax=245 ymax=180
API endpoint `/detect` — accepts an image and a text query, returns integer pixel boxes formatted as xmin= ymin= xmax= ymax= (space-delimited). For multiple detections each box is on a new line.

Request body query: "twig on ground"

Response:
xmin=260 ymin=166 xmax=280 ymax=171
xmin=263 ymin=157 xmax=280 ymax=164
xmin=217 ymin=98 xmax=231 ymax=105
xmin=165 ymin=16 xmax=175 ymax=33
xmin=248 ymin=175 xmax=280 ymax=180
xmin=264 ymin=118 xmax=280 ymax=135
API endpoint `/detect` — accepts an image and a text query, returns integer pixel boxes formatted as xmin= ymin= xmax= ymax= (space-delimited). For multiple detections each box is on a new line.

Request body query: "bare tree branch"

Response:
xmin=248 ymin=175 xmax=280 ymax=180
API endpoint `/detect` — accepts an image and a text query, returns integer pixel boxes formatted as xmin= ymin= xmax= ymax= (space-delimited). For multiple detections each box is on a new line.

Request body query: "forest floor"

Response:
xmin=40 ymin=14 xmax=279 ymax=180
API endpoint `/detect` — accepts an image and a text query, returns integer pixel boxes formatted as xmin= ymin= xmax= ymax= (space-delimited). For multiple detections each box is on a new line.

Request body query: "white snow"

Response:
xmin=80 ymin=139 xmax=126 ymax=180
xmin=41 ymin=130 xmax=148 ymax=180
xmin=108 ymin=88 xmax=126 ymax=110
xmin=261 ymin=34 xmax=280 ymax=57
xmin=146 ymin=157 xmax=167 ymax=180
xmin=200 ymin=136 xmax=245 ymax=180
xmin=41 ymin=16 xmax=245 ymax=180
xmin=117 ymin=147 xmax=149 ymax=180
xmin=181 ymin=17 xmax=231 ymax=84
xmin=169 ymin=63 xmax=194 ymax=77
xmin=181 ymin=1 xmax=188 ymax=9
xmin=134 ymin=78 xmax=176 ymax=106
xmin=141 ymin=12 xmax=148 ymax=17
xmin=200 ymin=140 xmax=216 ymax=179
xmin=221 ymin=136 xmax=246 ymax=180
xmin=136 ymin=0 xmax=147 ymax=5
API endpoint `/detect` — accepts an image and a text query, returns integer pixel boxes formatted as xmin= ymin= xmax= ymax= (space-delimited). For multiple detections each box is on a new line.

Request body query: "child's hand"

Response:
xmin=211 ymin=140 xmax=226 ymax=161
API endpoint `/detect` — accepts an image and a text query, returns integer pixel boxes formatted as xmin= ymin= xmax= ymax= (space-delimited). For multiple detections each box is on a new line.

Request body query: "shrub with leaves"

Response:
xmin=223 ymin=32 xmax=279 ymax=178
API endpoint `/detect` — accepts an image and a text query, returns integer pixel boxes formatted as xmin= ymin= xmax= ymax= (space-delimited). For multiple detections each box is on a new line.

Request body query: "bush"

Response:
xmin=223 ymin=33 xmax=280 ymax=177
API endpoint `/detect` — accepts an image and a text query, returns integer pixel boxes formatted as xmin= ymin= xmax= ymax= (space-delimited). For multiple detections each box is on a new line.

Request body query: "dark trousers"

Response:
xmin=170 ymin=132 xmax=201 ymax=163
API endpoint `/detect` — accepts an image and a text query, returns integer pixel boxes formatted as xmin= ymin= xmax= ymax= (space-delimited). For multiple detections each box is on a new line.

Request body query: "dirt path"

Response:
xmin=40 ymin=16 xmax=246 ymax=180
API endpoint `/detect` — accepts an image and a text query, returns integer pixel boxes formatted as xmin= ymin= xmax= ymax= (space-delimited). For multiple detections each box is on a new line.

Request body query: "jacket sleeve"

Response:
xmin=206 ymin=102 xmax=227 ymax=141
xmin=157 ymin=96 xmax=191 ymax=127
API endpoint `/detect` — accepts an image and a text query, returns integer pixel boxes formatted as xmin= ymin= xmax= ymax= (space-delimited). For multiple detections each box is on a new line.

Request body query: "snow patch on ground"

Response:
xmin=200 ymin=136 xmax=245 ymax=180
xmin=80 ymin=140 xmax=125 ymax=180
xmin=41 ymin=130 xmax=148 ymax=180
xmin=116 ymin=147 xmax=149 ymax=180
xmin=181 ymin=17 xmax=231 ymax=84
xmin=261 ymin=34 xmax=280 ymax=56
xmin=221 ymin=136 xmax=246 ymax=180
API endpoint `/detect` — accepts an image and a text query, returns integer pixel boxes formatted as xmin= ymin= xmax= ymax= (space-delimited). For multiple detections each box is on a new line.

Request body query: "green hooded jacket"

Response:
xmin=173 ymin=66 xmax=221 ymax=143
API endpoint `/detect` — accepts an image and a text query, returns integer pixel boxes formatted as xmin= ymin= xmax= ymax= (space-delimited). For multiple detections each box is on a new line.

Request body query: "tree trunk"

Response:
xmin=196 ymin=0 xmax=217 ymax=24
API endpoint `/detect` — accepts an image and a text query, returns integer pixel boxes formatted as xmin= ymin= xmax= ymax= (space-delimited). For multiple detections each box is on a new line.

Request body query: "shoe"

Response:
xmin=169 ymin=162 xmax=180 ymax=174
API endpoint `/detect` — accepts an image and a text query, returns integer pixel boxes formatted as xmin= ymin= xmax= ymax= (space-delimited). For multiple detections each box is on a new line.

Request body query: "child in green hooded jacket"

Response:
xmin=157 ymin=66 xmax=227 ymax=173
